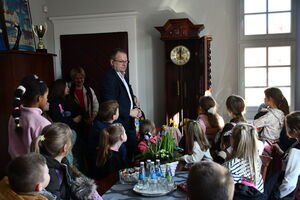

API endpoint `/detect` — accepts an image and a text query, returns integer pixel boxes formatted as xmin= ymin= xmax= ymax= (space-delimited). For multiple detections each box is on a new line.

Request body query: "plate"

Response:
xmin=133 ymin=183 xmax=177 ymax=196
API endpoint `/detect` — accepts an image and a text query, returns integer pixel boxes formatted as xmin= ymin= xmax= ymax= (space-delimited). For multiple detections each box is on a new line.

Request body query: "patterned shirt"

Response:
xmin=253 ymin=108 xmax=284 ymax=140
xmin=223 ymin=157 xmax=264 ymax=193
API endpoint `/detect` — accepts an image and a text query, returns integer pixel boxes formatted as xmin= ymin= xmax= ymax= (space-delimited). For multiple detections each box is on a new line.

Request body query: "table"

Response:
xmin=102 ymin=171 xmax=188 ymax=200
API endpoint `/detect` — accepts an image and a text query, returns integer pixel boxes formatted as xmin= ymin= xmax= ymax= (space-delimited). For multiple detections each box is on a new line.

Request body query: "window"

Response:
xmin=239 ymin=0 xmax=295 ymax=119
xmin=244 ymin=0 xmax=291 ymax=35
xmin=244 ymin=46 xmax=291 ymax=106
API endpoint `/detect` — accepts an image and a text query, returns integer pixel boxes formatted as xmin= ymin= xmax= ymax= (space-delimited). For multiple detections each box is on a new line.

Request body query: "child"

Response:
xmin=88 ymin=100 xmax=119 ymax=152
xmin=224 ymin=95 xmax=246 ymax=124
xmin=215 ymin=95 xmax=246 ymax=154
xmin=90 ymin=123 xmax=127 ymax=180
xmin=137 ymin=119 xmax=159 ymax=152
xmin=223 ymin=123 xmax=264 ymax=194
xmin=276 ymin=111 xmax=300 ymax=199
xmin=8 ymin=75 xmax=51 ymax=159
xmin=253 ymin=87 xmax=289 ymax=141
xmin=31 ymin=123 xmax=102 ymax=200
xmin=69 ymin=67 xmax=99 ymax=125
xmin=197 ymin=96 xmax=225 ymax=130
xmin=0 ymin=153 xmax=55 ymax=200
xmin=187 ymin=161 xmax=234 ymax=200
xmin=88 ymin=100 xmax=119 ymax=167
xmin=48 ymin=79 xmax=82 ymax=130
xmin=180 ymin=120 xmax=212 ymax=163
xmin=215 ymin=132 xmax=232 ymax=164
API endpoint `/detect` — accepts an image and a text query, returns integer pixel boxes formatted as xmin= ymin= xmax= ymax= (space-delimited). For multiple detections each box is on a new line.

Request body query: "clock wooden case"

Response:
xmin=155 ymin=18 xmax=212 ymax=122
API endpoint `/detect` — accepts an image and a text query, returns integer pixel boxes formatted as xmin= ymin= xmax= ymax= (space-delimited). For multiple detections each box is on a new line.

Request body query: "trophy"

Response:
xmin=33 ymin=23 xmax=47 ymax=53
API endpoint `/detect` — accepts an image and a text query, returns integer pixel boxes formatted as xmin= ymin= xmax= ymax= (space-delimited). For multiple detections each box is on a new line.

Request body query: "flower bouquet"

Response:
xmin=136 ymin=122 xmax=183 ymax=164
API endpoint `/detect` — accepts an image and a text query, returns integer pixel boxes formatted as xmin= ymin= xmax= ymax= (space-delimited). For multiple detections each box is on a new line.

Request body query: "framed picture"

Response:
xmin=0 ymin=0 xmax=35 ymax=51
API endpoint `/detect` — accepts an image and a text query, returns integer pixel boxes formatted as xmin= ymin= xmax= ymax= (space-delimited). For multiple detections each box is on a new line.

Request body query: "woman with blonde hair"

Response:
xmin=223 ymin=123 xmax=264 ymax=194
xmin=69 ymin=67 xmax=99 ymax=125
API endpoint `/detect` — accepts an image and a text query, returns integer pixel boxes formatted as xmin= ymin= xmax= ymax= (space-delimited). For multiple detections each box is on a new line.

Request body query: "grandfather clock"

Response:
xmin=155 ymin=18 xmax=212 ymax=123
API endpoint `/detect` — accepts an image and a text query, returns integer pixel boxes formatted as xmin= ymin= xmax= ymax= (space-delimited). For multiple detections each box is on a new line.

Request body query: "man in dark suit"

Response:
xmin=100 ymin=48 xmax=141 ymax=161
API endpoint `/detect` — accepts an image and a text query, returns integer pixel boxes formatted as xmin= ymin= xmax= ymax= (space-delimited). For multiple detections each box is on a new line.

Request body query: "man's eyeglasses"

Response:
xmin=114 ymin=59 xmax=130 ymax=64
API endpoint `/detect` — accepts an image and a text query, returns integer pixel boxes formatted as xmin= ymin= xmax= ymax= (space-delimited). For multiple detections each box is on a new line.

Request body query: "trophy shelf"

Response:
xmin=0 ymin=50 xmax=55 ymax=56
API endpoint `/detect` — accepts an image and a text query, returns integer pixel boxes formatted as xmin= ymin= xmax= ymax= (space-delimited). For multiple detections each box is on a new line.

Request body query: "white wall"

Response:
xmin=29 ymin=0 xmax=238 ymax=125
xmin=296 ymin=0 xmax=300 ymax=110
xmin=28 ymin=0 xmax=49 ymax=48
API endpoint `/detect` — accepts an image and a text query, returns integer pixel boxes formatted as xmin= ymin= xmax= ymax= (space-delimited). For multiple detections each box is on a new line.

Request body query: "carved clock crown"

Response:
xmin=155 ymin=18 xmax=204 ymax=40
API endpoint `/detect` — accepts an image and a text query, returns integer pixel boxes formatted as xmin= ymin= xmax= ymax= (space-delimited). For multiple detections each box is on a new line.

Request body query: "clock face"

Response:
xmin=170 ymin=45 xmax=191 ymax=66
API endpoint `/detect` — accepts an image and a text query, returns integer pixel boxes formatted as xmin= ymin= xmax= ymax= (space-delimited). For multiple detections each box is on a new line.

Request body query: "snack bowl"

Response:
xmin=119 ymin=168 xmax=139 ymax=184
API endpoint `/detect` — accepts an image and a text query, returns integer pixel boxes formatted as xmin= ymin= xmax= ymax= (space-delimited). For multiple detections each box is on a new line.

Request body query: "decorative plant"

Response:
xmin=136 ymin=120 xmax=182 ymax=163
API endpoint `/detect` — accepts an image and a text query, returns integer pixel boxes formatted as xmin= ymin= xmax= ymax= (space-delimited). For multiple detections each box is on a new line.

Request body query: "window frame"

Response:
xmin=239 ymin=0 xmax=296 ymax=41
xmin=238 ymin=0 xmax=296 ymax=120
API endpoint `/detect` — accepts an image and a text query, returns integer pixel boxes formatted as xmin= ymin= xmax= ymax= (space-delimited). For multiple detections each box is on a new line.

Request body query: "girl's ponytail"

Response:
xmin=231 ymin=124 xmax=259 ymax=184
xmin=96 ymin=129 xmax=110 ymax=167
xmin=206 ymin=112 xmax=221 ymax=130
xmin=31 ymin=135 xmax=45 ymax=154
xmin=278 ymin=97 xmax=289 ymax=116
xmin=12 ymin=86 xmax=26 ymax=134
xmin=199 ymin=96 xmax=221 ymax=129
xmin=235 ymin=113 xmax=245 ymax=123
xmin=265 ymin=87 xmax=289 ymax=116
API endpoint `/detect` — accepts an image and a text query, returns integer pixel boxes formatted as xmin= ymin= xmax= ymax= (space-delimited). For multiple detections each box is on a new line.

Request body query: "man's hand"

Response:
xmin=130 ymin=108 xmax=141 ymax=118
xmin=73 ymin=115 xmax=82 ymax=123
xmin=133 ymin=96 xmax=140 ymax=108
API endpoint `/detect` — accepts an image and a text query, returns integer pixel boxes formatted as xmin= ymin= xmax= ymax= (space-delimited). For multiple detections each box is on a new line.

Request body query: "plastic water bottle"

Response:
xmin=136 ymin=162 xmax=146 ymax=190
xmin=155 ymin=159 xmax=163 ymax=177
xmin=145 ymin=159 xmax=151 ymax=178
xmin=149 ymin=161 xmax=158 ymax=192
xmin=165 ymin=164 xmax=174 ymax=190
xmin=135 ymin=118 xmax=140 ymax=132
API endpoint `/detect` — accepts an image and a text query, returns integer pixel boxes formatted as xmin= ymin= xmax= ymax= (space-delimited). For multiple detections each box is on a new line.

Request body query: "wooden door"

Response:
xmin=60 ymin=32 xmax=128 ymax=99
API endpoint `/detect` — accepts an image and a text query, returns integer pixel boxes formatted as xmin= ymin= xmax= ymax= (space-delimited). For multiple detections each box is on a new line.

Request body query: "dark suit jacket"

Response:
xmin=100 ymin=67 xmax=135 ymax=132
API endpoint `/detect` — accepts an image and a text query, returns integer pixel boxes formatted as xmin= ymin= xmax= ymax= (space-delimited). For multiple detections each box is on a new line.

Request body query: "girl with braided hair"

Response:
xmin=8 ymin=75 xmax=51 ymax=159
